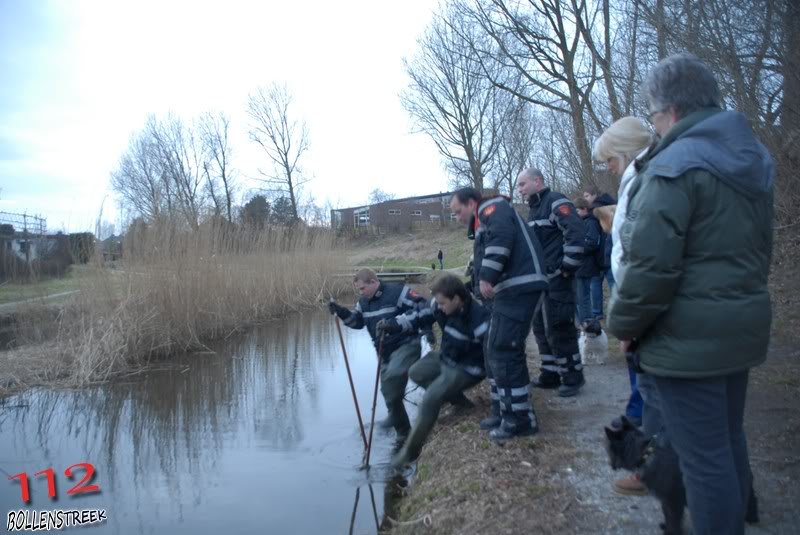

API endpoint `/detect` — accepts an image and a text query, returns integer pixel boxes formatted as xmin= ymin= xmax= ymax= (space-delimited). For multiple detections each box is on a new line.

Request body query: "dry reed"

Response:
xmin=2 ymin=219 xmax=347 ymax=393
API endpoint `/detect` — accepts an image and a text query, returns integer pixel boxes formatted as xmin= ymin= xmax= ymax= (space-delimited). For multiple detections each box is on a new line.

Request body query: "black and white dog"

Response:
xmin=579 ymin=319 xmax=608 ymax=365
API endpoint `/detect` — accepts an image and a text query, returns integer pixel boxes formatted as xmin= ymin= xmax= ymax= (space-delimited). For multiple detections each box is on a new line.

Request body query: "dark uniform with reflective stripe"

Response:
xmin=334 ymin=282 xmax=425 ymax=437
xmin=527 ymin=187 xmax=586 ymax=393
xmin=471 ymin=196 xmax=548 ymax=437
xmin=390 ymin=294 xmax=489 ymax=464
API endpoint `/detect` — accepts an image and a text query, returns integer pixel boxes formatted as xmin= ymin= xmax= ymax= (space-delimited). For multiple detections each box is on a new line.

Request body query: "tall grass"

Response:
xmin=4 ymin=219 xmax=346 ymax=391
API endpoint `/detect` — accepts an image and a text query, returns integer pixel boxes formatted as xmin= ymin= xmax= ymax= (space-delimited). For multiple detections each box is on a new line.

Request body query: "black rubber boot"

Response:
xmin=488 ymin=418 xmax=539 ymax=441
xmin=532 ymin=371 xmax=561 ymax=389
xmin=376 ymin=416 xmax=394 ymax=430
xmin=558 ymin=372 xmax=585 ymax=397
xmin=479 ymin=400 xmax=502 ymax=430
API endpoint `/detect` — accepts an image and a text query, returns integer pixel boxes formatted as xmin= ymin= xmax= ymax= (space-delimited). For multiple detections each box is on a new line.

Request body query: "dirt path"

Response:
xmin=391 ymin=340 xmax=800 ymax=534
xmin=0 ymin=290 xmax=79 ymax=314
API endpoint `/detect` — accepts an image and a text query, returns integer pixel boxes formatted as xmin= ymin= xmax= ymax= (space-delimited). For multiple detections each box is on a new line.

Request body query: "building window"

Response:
xmin=388 ymin=209 xmax=401 ymax=215
xmin=429 ymin=214 xmax=440 ymax=221
xmin=354 ymin=208 xmax=370 ymax=227
xmin=411 ymin=210 xmax=422 ymax=216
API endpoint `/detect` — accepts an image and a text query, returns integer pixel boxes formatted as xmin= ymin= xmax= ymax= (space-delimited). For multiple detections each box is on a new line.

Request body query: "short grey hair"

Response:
xmin=519 ymin=167 xmax=544 ymax=182
xmin=643 ymin=53 xmax=720 ymax=119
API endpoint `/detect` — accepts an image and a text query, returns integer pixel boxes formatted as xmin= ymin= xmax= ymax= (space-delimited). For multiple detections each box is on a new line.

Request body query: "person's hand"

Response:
xmin=377 ymin=318 xmax=401 ymax=335
xmin=479 ymin=280 xmax=495 ymax=299
xmin=620 ymin=339 xmax=633 ymax=353
xmin=328 ymin=299 xmax=348 ymax=318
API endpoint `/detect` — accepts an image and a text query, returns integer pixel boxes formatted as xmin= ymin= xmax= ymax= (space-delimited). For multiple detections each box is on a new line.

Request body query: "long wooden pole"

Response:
xmin=335 ymin=316 xmax=368 ymax=450
xmin=363 ymin=334 xmax=383 ymax=468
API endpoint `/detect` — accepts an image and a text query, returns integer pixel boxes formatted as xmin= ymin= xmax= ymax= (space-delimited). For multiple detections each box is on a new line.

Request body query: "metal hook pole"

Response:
xmin=335 ymin=316 xmax=368 ymax=450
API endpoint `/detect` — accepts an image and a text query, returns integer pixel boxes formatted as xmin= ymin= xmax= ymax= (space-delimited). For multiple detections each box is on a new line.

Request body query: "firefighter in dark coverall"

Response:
xmin=329 ymin=268 xmax=426 ymax=441
xmin=450 ymin=188 xmax=549 ymax=440
xmin=517 ymin=168 xmax=587 ymax=397
xmin=377 ymin=274 xmax=489 ymax=466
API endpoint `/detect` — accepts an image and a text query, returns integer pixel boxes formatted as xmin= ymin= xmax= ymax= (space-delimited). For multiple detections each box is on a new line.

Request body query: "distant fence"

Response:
xmin=0 ymin=211 xmax=46 ymax=236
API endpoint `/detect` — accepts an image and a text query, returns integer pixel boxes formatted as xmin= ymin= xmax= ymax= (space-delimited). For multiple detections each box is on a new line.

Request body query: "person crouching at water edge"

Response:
xmin=329 ymin=268 xmax=427 ymax=443
xmin=376 ymin=273 xmax=490 ymax=467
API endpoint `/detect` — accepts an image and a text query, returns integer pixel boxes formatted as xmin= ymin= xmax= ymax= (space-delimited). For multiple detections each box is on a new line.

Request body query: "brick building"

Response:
xmin=331 ymin=191 xmax=456 ymax=233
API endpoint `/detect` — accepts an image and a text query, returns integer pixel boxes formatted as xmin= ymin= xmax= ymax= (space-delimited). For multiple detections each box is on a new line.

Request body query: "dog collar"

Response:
xmin=636 ymin=434 xmax=659 ymax=469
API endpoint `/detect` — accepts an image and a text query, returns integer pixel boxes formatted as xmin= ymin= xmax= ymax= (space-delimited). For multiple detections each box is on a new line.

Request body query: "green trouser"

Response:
xmin=402 ymin=351 xmax=483 ymax=459
xmin=380 ymin=340 xmax=421 ymax=437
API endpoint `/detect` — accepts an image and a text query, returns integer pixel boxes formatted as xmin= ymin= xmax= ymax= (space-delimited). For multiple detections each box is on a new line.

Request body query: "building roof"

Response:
xmin=332 ymin=191 xmax=455 ymax=213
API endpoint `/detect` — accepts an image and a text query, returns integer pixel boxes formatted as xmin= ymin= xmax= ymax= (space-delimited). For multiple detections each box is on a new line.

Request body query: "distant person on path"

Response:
xmin=379 ymin=274 xmax=489 ymax=466
xmin=607 ymin=53 xmax=774 ymax=534
xmin=329 ymin=268 xmax=427 ymax=444
xmin=450 ymin=187 xmax=548 ymax=440
xmin=437 ymin=249 xmax=444 ymax=270
xmin=518 ymin=168 xmax=586 ymax=397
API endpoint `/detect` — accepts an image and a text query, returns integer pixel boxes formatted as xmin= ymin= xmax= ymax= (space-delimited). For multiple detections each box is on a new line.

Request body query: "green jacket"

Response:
xmin=607 ymin=108 xmax=774 ymax=378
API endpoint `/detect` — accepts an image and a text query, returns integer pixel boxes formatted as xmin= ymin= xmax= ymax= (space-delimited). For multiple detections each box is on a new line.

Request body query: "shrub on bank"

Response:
xmin=10 ymin=219 xmax=346 ymax=387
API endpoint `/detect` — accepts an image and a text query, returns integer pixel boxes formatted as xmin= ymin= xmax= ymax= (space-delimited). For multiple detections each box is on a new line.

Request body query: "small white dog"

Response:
xmin=579 ymin=319 xmax=608 ymax=365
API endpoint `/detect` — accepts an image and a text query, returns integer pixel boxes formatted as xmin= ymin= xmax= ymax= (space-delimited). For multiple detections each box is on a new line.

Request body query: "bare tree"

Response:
xmin=199 ymin=112 xmax=236 ymax=223
xmin=460 ymin=0 xmax=606 ymax=185
xmin=633 ymin=0 xmax=794 ymax=219
xmin=147 ymin=114 xmax=205 ymax=229
xmin=402 ymin=5 xmax=505 ymax=192
xmin=492 ymin=96 xmax=536 ymax=199
xmin=368 ymin=188 xmax=395 ymax=204
xmin=247 ymin=83 xmax=310 ymax=222
xmin=111 ymin=119 xmax=166 ymax=222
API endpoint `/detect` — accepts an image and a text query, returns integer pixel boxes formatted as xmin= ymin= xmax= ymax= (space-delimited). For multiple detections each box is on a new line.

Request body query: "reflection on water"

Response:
xmin=0 ymin=310 xmax=413 ymax=534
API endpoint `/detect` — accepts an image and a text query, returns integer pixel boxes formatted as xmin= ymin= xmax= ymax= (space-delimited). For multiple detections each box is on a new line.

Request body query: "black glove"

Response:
xmin=328 ymin=299 xmax=349 ymax=319
xmin=376 ymin=318 xmax=401 ymax=335
xmin=624 ymin=339 xmax=642 ymax=372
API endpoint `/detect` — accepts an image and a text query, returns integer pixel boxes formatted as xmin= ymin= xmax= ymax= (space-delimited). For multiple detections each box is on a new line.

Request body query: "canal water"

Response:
xmin=0 ymin=310 xmax=418 ymax=534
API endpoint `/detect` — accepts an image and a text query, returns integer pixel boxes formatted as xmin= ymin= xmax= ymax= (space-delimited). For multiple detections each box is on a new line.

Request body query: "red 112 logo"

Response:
xmin=8 ymin=463 xmax=100 ymax=504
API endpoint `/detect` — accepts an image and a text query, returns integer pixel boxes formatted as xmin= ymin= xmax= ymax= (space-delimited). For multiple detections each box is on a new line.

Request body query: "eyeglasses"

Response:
xmin=647 ymin=109 xmax=666 ymax=122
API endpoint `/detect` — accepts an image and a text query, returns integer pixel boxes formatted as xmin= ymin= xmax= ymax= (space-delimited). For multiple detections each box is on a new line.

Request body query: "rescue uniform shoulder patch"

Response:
xmin=482 ymin=205 xmax=496 ymax=217
xmin=558 ymin=204 xmax=572 ymax=216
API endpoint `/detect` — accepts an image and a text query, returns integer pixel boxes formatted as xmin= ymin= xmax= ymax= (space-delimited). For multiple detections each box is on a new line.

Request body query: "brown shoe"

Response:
xmin=613 ymin=473 xmax=648 ymax=496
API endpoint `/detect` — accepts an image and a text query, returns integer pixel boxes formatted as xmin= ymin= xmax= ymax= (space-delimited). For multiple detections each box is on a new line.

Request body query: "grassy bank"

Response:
xmin=0 ymin=265 xmax=89 ymax=305
xmin=0 ymin=220 xmax=346 ymax=396
xmin=347 ymin=227 xmax=472 ymax=271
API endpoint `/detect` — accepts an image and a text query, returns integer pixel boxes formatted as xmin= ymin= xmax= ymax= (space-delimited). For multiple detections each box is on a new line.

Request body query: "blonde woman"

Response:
xmin=592 ymin=116 xmax=654 ymax=496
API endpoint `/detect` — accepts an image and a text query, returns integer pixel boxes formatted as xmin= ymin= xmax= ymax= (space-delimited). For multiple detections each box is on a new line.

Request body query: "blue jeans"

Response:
xmin=636 ymin=372 xmax=663 ymax=437
xmin=576 ymin=277 xmax=593 ymax=323
xmin=655 ymin=371 xmax=752 ymax=535
xmin=625 ymin=365 xmax=643 ymax=421
xmin=604 ymin=268 xmax=615 ymax=289
xmin=589 ymin=275 xmax=604 ymax=319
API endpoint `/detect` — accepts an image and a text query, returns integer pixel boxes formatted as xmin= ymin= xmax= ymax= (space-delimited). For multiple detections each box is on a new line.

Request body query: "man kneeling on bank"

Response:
xmin=378 ymin=273 xmax=489 ymax=468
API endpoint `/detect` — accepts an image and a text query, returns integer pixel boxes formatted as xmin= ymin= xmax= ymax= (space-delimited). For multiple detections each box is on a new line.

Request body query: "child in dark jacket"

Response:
xmin=575 ymin=198 xmax=603 ymax=327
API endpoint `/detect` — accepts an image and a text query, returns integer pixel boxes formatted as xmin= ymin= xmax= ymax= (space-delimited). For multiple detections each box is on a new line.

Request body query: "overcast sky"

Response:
xmin=0 ymin=0 xmax=447 ymax=233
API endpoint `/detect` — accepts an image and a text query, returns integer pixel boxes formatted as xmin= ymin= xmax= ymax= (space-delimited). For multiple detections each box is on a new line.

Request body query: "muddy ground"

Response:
xmin=387 ymin=338 xmax=800 ymax=534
